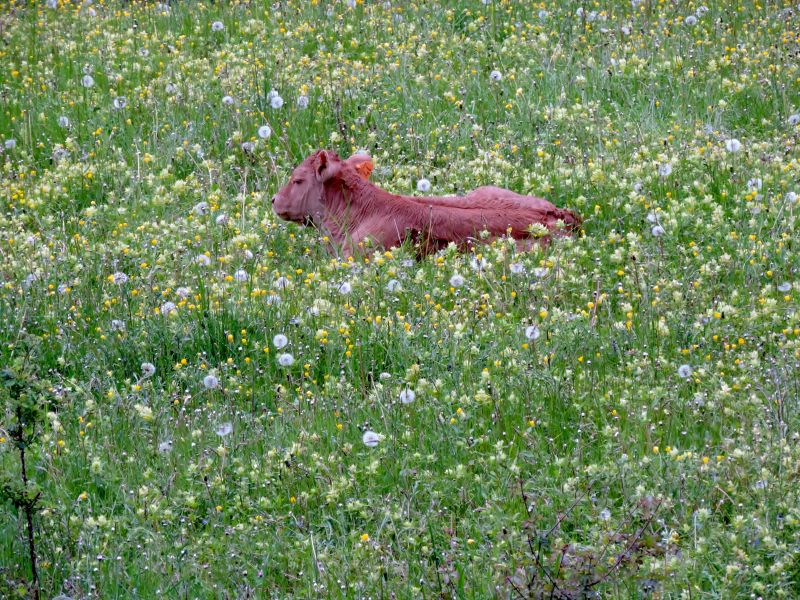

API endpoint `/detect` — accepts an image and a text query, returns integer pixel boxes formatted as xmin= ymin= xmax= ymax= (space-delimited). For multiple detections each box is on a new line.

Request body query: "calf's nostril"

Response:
xmin=271 ymin=195 xmax=277 ymax=205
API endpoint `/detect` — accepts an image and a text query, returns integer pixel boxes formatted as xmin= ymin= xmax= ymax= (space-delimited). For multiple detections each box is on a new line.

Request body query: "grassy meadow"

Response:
xmin=1 ymin=0 xmax=800 ymax=597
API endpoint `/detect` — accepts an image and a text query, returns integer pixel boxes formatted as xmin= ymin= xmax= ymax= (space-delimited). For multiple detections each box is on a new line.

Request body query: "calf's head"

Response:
xmin=272 ymin=150 xmax=373 ymax=224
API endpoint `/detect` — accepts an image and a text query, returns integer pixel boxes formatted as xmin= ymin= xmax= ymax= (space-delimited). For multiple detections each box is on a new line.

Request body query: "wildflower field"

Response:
xmin=2 ymin=0 xmax=800 ymax=597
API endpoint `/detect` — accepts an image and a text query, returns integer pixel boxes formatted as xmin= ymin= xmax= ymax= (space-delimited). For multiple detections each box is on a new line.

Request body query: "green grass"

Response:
xmin=1 ymin=0 xmax=800 ymax=598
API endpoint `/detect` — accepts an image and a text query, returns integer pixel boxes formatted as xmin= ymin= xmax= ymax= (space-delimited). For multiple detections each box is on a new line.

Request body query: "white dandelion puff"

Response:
xmin=685 ymin=15 xmax=697 ymax=25
xmin=192 ymin=201 xmax=209 ymax=215
xmin=399 ymin=389 xmax=416 ymax=404
xmin=215 ymin=214 xmax=228 ymax=225
xmin=777 ymin=282 xmax=792 ymax=293
xmin=337 ymin=281 xmax=352 ymax=295
xmin=222 ymin=95 xmax=234 ymax=106
xmin=270 ymin=94 xmax=284 ymax=109
xmin=158 ymin=440 xmax=173 ymax=453
xmin=599 ymin=508 xmax=612 ymax=521
xmin=525 ymin=325 xmax=541 ymax=341
xmin=489 ymin=70 xmax=503 ymax=82
xmin=449 ymin=273 xmax=465 ymax=288
xmin=274 ymin=276 xmax=290 ymax=289
xmin=296 ymin=95 xmax=309 ymax=109
xmin=196 ymin=254 xmax=212 ymax=267
xmin=211 ymin=20 xmax=224 ymax=32
xmin=789 ymin=114 xmax=800 ymax=126
xmin=746 ymin=177 xmax=762 ymax=191
xmin=233 ymin=269 xmax=249 ymax=282
xmin=215 ymin=422 xmax=233 ymax=437
xmin=160 ymin=301 xmax=177 ymax=315
xmin=81 ymin=74 xmax=94 ymax=88
xmin=387 ymin=279 xmax=401 ymax=292
xmin=362 ymin=430 xmax=381 ymax=448
xmin=176 ymin=287 xmax=191 ymax=299
xmin=677 ymin=364 xmax=693 ymax=379
xmin=725 ymin=138 xmax=742 ymax=153
xmin=5 ymin=139 xmax=17 ymax=150
xmin=258 ymin=125 xmax=272 ymax=139
xmin=509 ymin=262 xmax=526 ymax=275
xmin=278 ymin=353 xmax=295 ymax=367
xmin=58 ymin=115 xmax=71 ymax=128
xmin=140 ymin=362 xmax=156 ymax=378
xmin=203 ymin=374 xmax=219 ymax=390
xmin=110 ymin=319 xmax=126 ymax=332
xmin=113 ymin=96 xmax=127 ymax=110
xmin=112 ymin=272 xmax=128 ymax=285
xmin=657 ymin=162 xmax=673 ymax=177
xmin=273 ymin=334 xmax=288 ymax=349
xmin=651 ymin=225 xmax=666 ymax=237
xmin=416 ymin=178 xmax=431 ymax=192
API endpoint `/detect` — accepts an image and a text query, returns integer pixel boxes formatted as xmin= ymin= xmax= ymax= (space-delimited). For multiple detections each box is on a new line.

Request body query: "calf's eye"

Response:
xmin=294 ymin=179 xmax=304 ymax=185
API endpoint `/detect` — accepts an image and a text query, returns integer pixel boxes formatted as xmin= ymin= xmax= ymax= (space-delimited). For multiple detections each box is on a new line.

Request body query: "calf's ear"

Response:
xmin=346 ymin=154 xmax=374 ymax=180
xmin=314 ymin=150 xmax=340 ymax=182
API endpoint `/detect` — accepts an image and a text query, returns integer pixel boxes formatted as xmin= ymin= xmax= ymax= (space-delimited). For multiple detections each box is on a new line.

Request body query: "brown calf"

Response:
xmin=272 ymin=150 xmax=580 ymax=257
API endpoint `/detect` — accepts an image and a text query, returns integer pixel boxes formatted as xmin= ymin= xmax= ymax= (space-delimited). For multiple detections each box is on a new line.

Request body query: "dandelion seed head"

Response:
xmin=399 ymin=389 xmax=416 ymax=404
xmin=525 ymin=325 xmax=541 ymax=341
xmin=362 ymin=430 xmax=381 ymax=447
xmin=725 ymin=138 xmax=742 ymax=153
